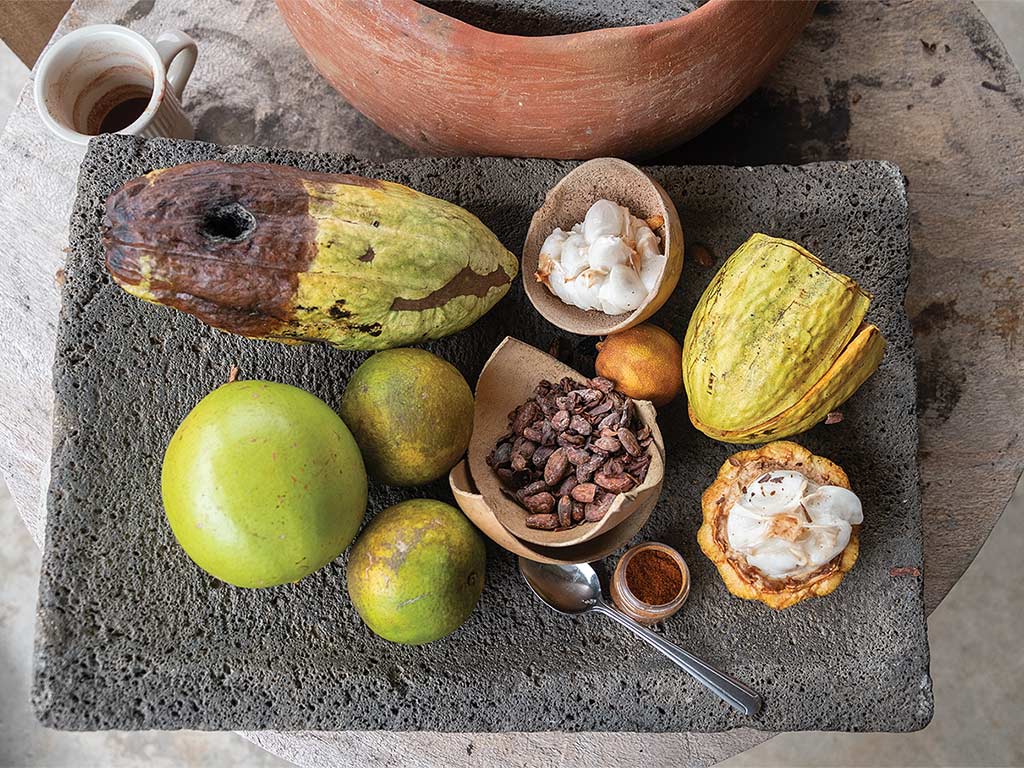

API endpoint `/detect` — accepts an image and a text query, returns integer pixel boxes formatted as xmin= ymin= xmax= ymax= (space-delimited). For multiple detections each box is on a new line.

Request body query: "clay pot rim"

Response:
xmin=409 ymin=0 xmax=723 ymax=44
xmin=522 ymin=157 xmax=684 ymax=336
xmin=466 ymin=336 xmax=665 ymax=547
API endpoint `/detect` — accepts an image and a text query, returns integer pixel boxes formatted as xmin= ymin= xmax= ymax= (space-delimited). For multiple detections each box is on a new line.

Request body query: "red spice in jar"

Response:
xmin=625 ymin=549 xmax=683 ymax=605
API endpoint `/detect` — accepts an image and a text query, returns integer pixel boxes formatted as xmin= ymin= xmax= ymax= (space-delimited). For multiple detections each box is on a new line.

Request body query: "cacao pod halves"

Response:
xmin=682 ymin=234 xmax=886 ymax=443
xmin=103 ymin=162 xmax=519 ymax=350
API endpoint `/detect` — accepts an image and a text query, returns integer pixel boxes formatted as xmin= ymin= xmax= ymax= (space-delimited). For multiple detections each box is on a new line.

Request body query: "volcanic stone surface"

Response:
xmin=33 ymin=134 xmax=931 ymax=733
xmin=419 ymin=0 xmax=704 ymax=35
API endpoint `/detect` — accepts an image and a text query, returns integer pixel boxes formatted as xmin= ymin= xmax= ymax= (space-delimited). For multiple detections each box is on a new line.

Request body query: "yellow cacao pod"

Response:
xmin=682 ymin=234 xmax=885 ymax=443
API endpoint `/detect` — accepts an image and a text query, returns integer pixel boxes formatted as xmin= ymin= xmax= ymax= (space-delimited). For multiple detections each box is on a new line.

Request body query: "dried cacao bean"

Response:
xmin=551 ymin=410 xmax=571 ymax=431
xmin=571 ymin=501 xmax=586 ymax=523
xmin=571 ymin=483 xmax=598 ymax=503
xmin=543 ymin=448 xmax=569 ymax=485
xmin=585 ymin=491 xmax=615 ymax=521
xmin=522 ymin=426 xmax=544 ymax=443
xmin=556 ymin=432 xmax=586 ymax=447
xmin=518 ymin=479 xmax=548 ymax=498
xmin=594 ymin=471 xmax=636 ymax=494
xmin=513 ymin=401 xmax=541 ymax=433
xmin=557 ymin=495 xmax=572 ymax=528
xmin=491 ymin=441 xmax=512 ymax=466
xmin=592 ymin=436 xmax=622 ymax=453
xmin=617 ymin=428 xmax=641 ymax=456
xmin=569 ymin=414 xmax=592 ymax=436
xmin=523 ymin=492 xmax=555 ymax=514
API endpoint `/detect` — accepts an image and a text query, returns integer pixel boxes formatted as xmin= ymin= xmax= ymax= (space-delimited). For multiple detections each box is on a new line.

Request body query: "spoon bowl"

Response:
xmin=519 ymin=558 xmax=603 ymax=615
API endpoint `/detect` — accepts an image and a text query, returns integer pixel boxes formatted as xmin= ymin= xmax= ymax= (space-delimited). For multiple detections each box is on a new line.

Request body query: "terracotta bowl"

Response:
xmin=274 ymin=0 xmax=816 ymax=159
xmin=450 ymin=461 xmax=657 ymax=564
xmin=522 ymin=157 xmax=684 ymax=336
xmin=466 ymin=336 xmax=665 ymax=547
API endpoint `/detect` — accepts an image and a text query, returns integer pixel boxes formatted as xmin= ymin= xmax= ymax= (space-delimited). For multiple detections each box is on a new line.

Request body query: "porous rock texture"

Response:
xmin=419 ymin=0 xmax=704 ymax=35
xmin=33 ymin=134 xmax=931 ymax=733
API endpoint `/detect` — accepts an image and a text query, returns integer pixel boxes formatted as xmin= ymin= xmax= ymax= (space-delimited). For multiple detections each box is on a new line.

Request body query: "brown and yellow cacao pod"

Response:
xmin=682 ymin=234 xmax=886 ymax=443
xmin=103 ymin=162 xmax=519 ymax=350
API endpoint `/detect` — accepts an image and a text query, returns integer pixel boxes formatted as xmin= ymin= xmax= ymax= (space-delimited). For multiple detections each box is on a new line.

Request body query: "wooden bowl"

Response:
xmin=274 ymin=0 xmax=816 ymax=159
xmin=449 ymin=461 xmax=657 ymax=564
xmin=466 ymin=336 xmax=665 ymax=547
xmin=522 ymin=158 xmax=684 ymax=336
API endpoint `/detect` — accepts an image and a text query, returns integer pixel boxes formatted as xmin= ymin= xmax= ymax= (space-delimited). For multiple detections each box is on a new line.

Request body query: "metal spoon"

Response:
xmin=519 ymin=557 xmax=763 ymax=716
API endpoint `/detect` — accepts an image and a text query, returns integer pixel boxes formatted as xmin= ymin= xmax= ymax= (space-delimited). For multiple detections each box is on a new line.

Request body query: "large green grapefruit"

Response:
xmin=161 ymin=380 xmax=368 ymax=588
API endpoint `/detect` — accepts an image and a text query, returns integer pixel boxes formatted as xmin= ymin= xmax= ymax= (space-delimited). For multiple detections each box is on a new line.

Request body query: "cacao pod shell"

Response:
xmin=683 ymin=233 xmax=886 ymax=443
xmin=103 ymin=162 xmax=519 ymax=350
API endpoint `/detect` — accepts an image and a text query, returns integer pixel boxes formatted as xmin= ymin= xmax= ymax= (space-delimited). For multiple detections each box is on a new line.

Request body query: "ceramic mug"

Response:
xmin=34 ymin=24 xmax=197 ymax=145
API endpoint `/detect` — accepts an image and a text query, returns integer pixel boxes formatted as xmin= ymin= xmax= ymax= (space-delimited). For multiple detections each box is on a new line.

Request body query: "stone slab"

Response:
xmin=32 ymin=134 xmax=931 ymax=734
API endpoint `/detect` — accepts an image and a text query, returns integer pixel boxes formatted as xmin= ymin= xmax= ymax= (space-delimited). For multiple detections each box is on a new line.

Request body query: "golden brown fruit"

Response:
xmin=595 ymin=324 xmax=683 ymax=407
xmin=697 ymin=441 xmax=860 ymax=610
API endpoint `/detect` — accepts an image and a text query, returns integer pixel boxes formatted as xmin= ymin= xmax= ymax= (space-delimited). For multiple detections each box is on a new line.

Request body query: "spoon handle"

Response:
xmin=592 ymin=602 xmax=762 ymax=716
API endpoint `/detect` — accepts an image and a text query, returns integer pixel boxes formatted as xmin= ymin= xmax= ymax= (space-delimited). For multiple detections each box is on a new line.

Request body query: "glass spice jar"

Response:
xmin=610 ymin=542 xmax=690 ymax=625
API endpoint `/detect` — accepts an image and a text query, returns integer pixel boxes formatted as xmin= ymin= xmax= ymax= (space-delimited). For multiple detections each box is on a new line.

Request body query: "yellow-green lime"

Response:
xmin=347 ymin=499 xmax=486 ymax=644
xmin=340 ymin=348 xmax=473 ymax=486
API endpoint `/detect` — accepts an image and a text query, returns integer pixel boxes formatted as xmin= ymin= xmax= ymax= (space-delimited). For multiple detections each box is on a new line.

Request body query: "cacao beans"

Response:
xmin=486 ymin=376 xmax=653 ymax=531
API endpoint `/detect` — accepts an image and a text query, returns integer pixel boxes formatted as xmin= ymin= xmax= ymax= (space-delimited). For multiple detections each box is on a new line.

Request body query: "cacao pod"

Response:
xmin=103 ymin=162 xmax=518 ymax=350
xmin=683 ymin=234 xmax=885 ymax=443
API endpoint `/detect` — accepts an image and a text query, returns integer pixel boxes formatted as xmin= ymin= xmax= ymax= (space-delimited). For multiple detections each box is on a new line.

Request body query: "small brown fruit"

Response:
xmin=595 ymin=324 xmax=683 ymax=407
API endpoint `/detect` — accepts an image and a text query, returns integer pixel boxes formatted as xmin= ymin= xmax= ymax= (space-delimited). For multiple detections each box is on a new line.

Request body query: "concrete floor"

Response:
xmin=3 ymin=4 xmax=1024 ymax=765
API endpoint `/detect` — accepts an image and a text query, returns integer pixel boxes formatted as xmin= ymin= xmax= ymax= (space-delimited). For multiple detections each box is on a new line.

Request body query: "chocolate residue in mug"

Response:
xmin=85 ymin=83 xmax=153 ymax=135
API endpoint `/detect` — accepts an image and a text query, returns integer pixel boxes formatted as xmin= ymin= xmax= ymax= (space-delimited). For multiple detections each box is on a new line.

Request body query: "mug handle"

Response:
xmin=154 ymin=30 xmax=198 ymax=101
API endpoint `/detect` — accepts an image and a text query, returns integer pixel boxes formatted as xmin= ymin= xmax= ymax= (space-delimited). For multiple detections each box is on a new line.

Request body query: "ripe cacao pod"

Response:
xmin=103 ymin=162 xmax=518 ymax=350
xmin=683 ymin=234 xmax=885 ymax=443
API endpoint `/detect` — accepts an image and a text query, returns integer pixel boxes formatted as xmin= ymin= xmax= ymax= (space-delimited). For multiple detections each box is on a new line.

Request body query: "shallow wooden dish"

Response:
xmin=274 ymin=0 xmax=815 ymax=159
xmin=449 ymin=461 xmax=656 ymax=564
xmin=522 ymin=158 xmax=684 ymax=336
xmin=467 ymin=336 xmax=664 ymax=547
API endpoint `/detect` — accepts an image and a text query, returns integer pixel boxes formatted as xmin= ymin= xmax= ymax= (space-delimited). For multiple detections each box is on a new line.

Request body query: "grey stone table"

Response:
xmin=1 ymin=0 xmax=1021 ymax=765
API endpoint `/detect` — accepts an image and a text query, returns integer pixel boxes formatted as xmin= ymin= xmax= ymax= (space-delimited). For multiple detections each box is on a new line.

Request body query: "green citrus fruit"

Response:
xmin=340 ymin=348 xmax=473 ymax=486
xmin=347 ymin=499 xmax=486 ymax=644
xmin=162 ymin=380 xmax=367 ymax=587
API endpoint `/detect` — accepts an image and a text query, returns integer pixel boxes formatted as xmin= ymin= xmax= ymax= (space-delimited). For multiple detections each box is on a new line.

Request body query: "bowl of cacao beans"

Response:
xmin=465 ymin=336 xmax=664 ymax=547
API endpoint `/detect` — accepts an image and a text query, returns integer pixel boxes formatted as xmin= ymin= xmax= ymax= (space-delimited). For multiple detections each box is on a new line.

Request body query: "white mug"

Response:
xmin=34 ymin=24 xmax=198 ymax=145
